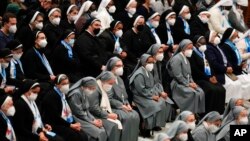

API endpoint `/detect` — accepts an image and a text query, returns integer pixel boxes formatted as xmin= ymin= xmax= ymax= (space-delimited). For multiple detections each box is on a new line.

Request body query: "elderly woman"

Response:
xmin=175 ymin=111 xmax=195 ymax=141
xmin=192 ymin=111 xmax=222 ymax=141
xmin=168 ymin=39 xmax=205 ymax=115
xmin=67 ymin=76 xmax=109 ymax=141
xmin=147 ymin=43 xmax=175 ymax=122
xmin=166 ymin=120 xmax=189 ymax=141
xmin=216 ymin=106 xmax=249 ymax=141
xmin=88 ymin=71 xmax=122 ymax=141
xmin=105 ymin=56 xmax=140 ymax=141
xmin=129 ymin=53 xmax=168 ymax=137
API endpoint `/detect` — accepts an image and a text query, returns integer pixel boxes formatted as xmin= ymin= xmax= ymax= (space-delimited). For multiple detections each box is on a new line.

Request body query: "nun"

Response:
xmin=196 ymin=0 xmax=215 ymax=10
xmin=216 ymin=106 xmax=249 ymax=141
xmin=41 ymin=74 xmax=88 ymax=141
xmin=129 ymin=54 xmax=168 ymax=136
xmin=189 ymin=35 xmax=226 ymax=114
xmin=0 ymin=95 xmax=16 ymax=141
xmin=221 ymin=98 xmax=245 ymax=126
xmin=43 ymin=8 xmax=63 ymax=58
xmin=67 ymin=77 xmax=108 ymax=141
xmin=175 ymin=111 xmax=195 ymax=141
xmin=15 ymin=10 xmax=44 ymax=53
xmin=135 ymin=0 xmax=153 ymax=20
xmin=96 ymin=0 xmax=116 ymax=33
xmin=74 ymin=18 xmax=108 ymax=77
xmin=204 ymin=30 xmax=242 ymax=103
xmin=147 ymin=43 xmax=175 ymax=122
xmin=105 ymin=57 xmax=140 ymax=141
xmin=172 ymin=4 xmax=192 ymax=43
xmin=88 ymin=71 xmax=122 ymax=141
xmin=190 ymin=9 xmax=210 ymax=38
xmin=60 ymin=4 xmax=78 ymax=32
xmin=192 ymin=111 xmax=222 ymax=141
xmin=168 ymin=39 xmax=205 ymax=114
xmin=208 ymin=0 xmax=233 ymax=34
xmin=74 ymin=0 xmax=98 ymax=35
xmin=13 ymin=79 xmax=63 ymax=141
xmin=154 ymin=133 xmax=170 ymax=141
xmin=5 ymin=40 xmax=25 ymax=89
xmin=220 ymin=28 xmax=250 ymax=100
xmin=166 ymin=120 xmax=189 ymax=141
xmin=51 ymin=30 xmax=81 ymax=83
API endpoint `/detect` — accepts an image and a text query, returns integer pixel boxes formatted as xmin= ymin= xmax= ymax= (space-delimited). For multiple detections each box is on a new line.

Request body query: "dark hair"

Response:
xmin=2 ymin=12 xmax=16 ymax=25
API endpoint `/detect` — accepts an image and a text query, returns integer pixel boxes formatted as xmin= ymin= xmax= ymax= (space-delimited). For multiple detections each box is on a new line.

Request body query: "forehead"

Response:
xmin=92 ymin=21 xmax=101 ymax=26
xmin=51 ymin=11 xmax=61 ymax=16
xmin=147 ymin=57 xmax=154 ymax=62
xmin=137 ymin=17 xmax=145 ymax=24
xmin=37 ymin=32 xmax=46 ymax=38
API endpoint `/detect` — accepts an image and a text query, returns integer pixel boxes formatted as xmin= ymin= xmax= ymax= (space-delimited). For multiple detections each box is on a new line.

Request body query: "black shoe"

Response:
xmin=140 ymin=129 xmax=152 ymax=138
xmin=153 ymin=126 xmax=162 ymax=131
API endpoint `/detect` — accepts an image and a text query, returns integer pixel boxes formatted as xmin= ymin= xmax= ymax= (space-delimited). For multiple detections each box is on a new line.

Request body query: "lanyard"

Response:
xmin=61 ymin=40 xmax=73 ymax=59
xmin=33 ymin=48 xmax=54 ymax=75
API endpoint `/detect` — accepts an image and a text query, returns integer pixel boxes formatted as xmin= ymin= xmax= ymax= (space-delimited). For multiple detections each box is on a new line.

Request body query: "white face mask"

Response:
xmin=68 ymin=39 xmax=75 ymax=47
xmin=167 ymin=19 xmax=176 ymax=26
xmin=90 ymin=10 xmax=98 ymax=18
xmin=19 ymin=0 xmax=25 ymax=2
xmin=184 ymin=49 xmax=193 ymax=57
xmin=84 ymin=88 xmax=96 ymax=95
xmin=115 ymin=67 xmax=124 ymax=76
xmin=199 ymin=45 xmax=207 ymax=52
xmin=128 ymin=8 xmax=136 ymax=15
xmin=13 ymin=53 xmax=23 ymax=60
xmin=71 ymin=15 xmax=78 ymax=22
xmin=156 ymin=53 xmax=164 ymax=61
xmin=28 ymin=92 xmax=38 ymax=101
xmin=151 ymin=21 xmax=159 ymax=28
xmin=6 ymin=106 xmax=16 ymax=116
xmin=213 ymin=37 xmax=221 ymax=45
xmin=60 ymin=84 xmax=70 ymax=94
xmin=51 ymin=17 xmax=61 ymax=25
xmin=239 ymin=117 xmax=248 ymax=125
xmin=208 ymin=124 xmax=219 ymax=133
xmin=115 ymin=30 xmax=123 ymax=38
xmin=232 ymin=37 xmax=239 ymax=43
xmin=222 ymin=10 xmax=229 ymax=16
xmin=1 ymin=63 xmax=9 ymax=69
xmin=108 ymin=6 xmax=116 ymax=13
xmin=199 ymin=16 xmax=209 ymax=24
xmin=145 ymin=63 xmax=154 ymax=72
xmin=39 ymin=39 xmax=48 ymax=48
xmin=179 ymin=133 xmax=188 ymax=141
xmin=9 ymin=25 xmax=17 ymax=34
xmin=187 ymin=121 xmax=196 ymax=130
xmin=184 ymin=13 xmax=191 ymax=20
xmin=35 ymin=22 xmax=43 ymax=30
xmin=103 ymin=84 xmax=113 ymax=92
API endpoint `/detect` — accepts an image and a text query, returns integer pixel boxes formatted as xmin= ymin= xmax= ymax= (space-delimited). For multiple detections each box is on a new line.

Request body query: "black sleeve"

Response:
xmin=172 ymin=18 xmax=191 ymax=44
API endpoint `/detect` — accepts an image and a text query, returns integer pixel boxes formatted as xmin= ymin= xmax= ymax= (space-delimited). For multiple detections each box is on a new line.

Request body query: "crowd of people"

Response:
xmin=0 ymin=0 xmax=250 ymax=141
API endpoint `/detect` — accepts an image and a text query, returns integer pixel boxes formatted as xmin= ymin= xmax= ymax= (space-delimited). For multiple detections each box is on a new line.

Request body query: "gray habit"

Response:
xmin=129 ymin=66 xmax=166 ymax=129
xmin=67 ymin=79 xmax=108 ymax=141
xmin=216 ymin=120 xmax=236 ymax=141
xmin=87 ymin=86 xmax=121 ymax=141
xmin=108 ymin=76 xmax=140 ymax=141
xmin=169 ymin=53 xmax=205 ymax=114
xmin=192 ymin=123 xmax=216 ymax=141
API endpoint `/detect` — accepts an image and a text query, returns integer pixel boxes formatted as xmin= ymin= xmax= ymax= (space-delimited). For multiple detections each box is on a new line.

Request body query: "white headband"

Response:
xmin=229 ymin=29 xmax=236 ymax=39
xmin=133 ymin=15 xmax=144 ymax=27
xmin=30 ymin=11 xmax=40 ymax=23
xmin=30 ymin=82 xmax=40 ymax=89
xmin=148 ymin=12 xmax=160 ymax=20
xmin=67 ymin=5 xmax=77 ymax=15
xmin=165 ymin=12 xmax=176 ymax=20
xmin=179 ymin=5 xmax=189 ymax=15
xmin=48 ymin=8 xmax=61 ymax=17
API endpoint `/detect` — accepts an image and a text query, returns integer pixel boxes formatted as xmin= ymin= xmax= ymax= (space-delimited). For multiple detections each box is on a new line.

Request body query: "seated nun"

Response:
xmin=168 ymin=39 xmax=205 ymax=115
xmin=221 ymin=98 xmax=247 ymax=126
xmin=105 ymin=56 xmax=140 ymax=141
xmin=147 ymin=43 xmax=176 ymax=122
xmin=204 ymin=30 xmax=242 ymax=103
xmin=129 ymin=53 xmax=169 ymax=137
xmin=0 ymin=94 xmax=16 ymax=141
xmin=216 ymin=106 xmax=249 ymax=141
xmin=154 ymin=133 xmax=170 ymax=141
xmin=166 ymin=120 xmax=189 ymax=141
xmin=189 ymin=35 xmax=226 ymax=114
xmin=220 ymin=28 xmax=250 ymax=101
xmin=67 ymin=77 xmax=108 ymax=141
xmin=88 ymin=71 xmax=122 ymax=141
xmin=41 ymin=74 xmax=88 ymax=141
xmin=192 ymin=111 xmax=222 ymax=141
xmin=13 ymin=79 xmax=64 ymax=141
xmin=175 ymin=111 xmax=195 ymax=141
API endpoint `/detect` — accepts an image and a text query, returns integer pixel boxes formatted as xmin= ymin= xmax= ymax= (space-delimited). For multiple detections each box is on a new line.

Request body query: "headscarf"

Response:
xmin=96 ymin=71 xmax=116 ymax=81
xmin=75 ymin=0 xmax=94 ymax=23
xmin=146 ymin=44 xmax=162 ymax=56
xmin=98 ymin=0 xmax=111 ymax=12
xmin=160 ymin=9 xmax=175 ymax=24
xmin=54 ymin=74 xmax=68 ymax=85
xmin=173 ymin=39 xmax=193 ymax=56
xmin=175 ymin=111 xmax=194 ymax=121
xmin=197 ymin=111 xmax=222 ymax=126
xmin=220 ymin=28 xmax=235 ymax=44
xmin=154 ymin=133 xmax=170 ymax=141
xmin=166 ymin=120 xmax=189 ymax=139
xmin=232 ymin=106 xmax=246 ymax=119
xmin=105 ymin=56 xmax=122 ymax=71
xmin=110 ymin=20 xmax=122 ymax=31
xmin=235 ymin=0 xmax=248 ymax=6
xmin=19 ymin=79 xmax=40 ymax=94
xmin=132 ymin=15 xmax=144 ymax=27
